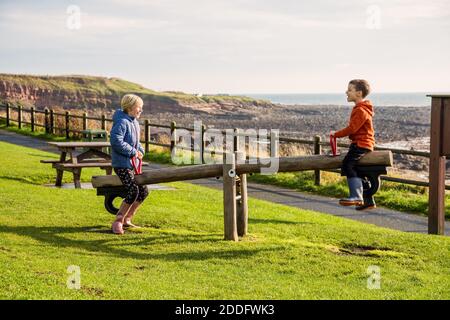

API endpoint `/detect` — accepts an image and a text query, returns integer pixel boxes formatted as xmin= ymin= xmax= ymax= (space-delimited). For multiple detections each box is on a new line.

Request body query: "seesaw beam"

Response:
xmin=91 ymin=151 xmax=393 ymax=188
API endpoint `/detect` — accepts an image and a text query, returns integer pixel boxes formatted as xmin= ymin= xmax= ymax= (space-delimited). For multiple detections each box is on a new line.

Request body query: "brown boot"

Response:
xmin=123 ymin=201 xmax=142 ymax=228
xmin=112 ymin=201 xmax=132 ymax=235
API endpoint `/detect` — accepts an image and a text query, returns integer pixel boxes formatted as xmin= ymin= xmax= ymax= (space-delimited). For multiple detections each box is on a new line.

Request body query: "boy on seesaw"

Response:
xmin=331 ymin=79 xmax=375 ymax=210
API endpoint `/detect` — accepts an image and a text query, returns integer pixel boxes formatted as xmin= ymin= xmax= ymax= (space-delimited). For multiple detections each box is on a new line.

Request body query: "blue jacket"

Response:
xmin=110 ymin=109 xmax=144 ymax=169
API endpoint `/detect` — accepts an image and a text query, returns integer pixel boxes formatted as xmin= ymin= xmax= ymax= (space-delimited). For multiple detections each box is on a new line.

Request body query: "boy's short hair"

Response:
xmin=121 ymin=94 xmax=143 ymax=113
xmin=349 ymin=79 xmax=371 ymax=98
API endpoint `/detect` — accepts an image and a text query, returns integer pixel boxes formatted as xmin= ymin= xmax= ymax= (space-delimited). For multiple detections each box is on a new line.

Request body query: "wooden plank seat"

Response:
xmin=40 ymin=159 xmax=61 ymax=164
xmin=51 ymin=162 xmax=113 ymax=188
xmin=54 ymin=162 xmax=112 ymax=169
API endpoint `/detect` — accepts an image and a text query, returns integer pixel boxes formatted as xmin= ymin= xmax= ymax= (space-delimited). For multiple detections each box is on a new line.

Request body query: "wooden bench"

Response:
xmin=42 ymin=142 xmax=113 ymax=189
xmin=52 ymin=162 xmax=113 ymax=189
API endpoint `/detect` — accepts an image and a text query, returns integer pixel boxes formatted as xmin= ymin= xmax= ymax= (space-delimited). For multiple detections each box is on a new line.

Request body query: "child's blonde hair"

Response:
xmin=121 ymin=94 xmax=143 ymax=113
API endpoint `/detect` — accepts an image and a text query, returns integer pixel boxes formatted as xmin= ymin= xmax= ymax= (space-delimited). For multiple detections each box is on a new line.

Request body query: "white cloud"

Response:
xmin=0 ymin=0 xmax=449 ymax=92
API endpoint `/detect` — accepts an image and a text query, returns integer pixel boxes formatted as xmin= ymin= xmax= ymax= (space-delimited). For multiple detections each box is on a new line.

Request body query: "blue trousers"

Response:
xmin=341 ymin=144 xmax=370 ymax=178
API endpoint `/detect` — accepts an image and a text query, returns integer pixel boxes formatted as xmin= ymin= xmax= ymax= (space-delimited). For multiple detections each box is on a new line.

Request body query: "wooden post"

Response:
xmin=201 ymin=124 xmax=206 ymax=164
xmin=236 ymin=151 xmax=248 ymax=237
xmin=50 ymin=109 xmax=55 ymax=134
xmin=234 ymin=128 xmax=239 ymax=153
xmin=6 ymin=103 xmax=10 ymax=127
xmin=44 ymin=108 xmax=49 ymax=134
xmin=271 ymin=130 xmax=279 ymax=158
xmin=314 ymin=135 xmax=321 ymax=186
xmin=427 ymin=95 xmax=448 ymax=235
xmin=170 ymin=121 xmax=176 ymax=160
xmin=234 ymin=128 xmax=247 ymax=159
xmin=65 ymin=111 xmax=70 ymax=139
xmin=83 ymin=112 xmax=88 ymax=131
xmin=73 ymin=168 xmax=82 ymax=189
xmin=30 ymin=106 xmax=35 ymax=132
xmin=223 ymin=152 xmax=238 ymax=241
xmin=144 ymin=119 xmax=149 ymax=154
xmin=17 ymin=104 xmax=22 ymax=129
xmin=101 ymin=114 xmax=106 ymax=130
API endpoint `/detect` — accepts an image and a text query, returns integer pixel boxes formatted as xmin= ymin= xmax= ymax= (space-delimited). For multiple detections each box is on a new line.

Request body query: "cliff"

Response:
xmin=0 ymin=74 xmax=273 ymax=115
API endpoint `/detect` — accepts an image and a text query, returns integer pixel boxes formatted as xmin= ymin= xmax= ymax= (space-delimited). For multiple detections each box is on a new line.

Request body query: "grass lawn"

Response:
xmin=0 ymin=140 xmax=449 ymax=300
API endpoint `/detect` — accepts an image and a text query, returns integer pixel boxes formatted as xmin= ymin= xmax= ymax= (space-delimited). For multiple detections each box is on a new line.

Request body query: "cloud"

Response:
xmin=0 ymin=0 xmax=449 ymax=92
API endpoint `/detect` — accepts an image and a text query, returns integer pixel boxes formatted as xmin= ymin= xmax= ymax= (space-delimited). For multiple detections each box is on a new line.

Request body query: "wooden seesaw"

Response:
xmin=91 ymin=151 xmax=393 ymax=241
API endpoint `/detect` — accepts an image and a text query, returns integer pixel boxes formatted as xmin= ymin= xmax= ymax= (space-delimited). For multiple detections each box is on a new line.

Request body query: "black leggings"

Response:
xmin=341 ymin=144 xmax=370 ymax=178
xmin=114 ymin=168 xmax=149 ymax=204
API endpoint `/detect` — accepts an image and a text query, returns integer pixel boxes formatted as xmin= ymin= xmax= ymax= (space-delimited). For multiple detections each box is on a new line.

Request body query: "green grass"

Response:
xmin=0 ymin=140 xmax=450 ymax=299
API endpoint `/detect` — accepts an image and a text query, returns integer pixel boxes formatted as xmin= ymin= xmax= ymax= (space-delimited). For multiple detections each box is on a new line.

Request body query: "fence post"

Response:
xmin=201 ymin=124 xmax=206 ymax=164
xmin=235 ymin=128 xmax=247 ymax=161
xmin=44 ymin=108 xmax=49 ymax=134
xmin=101 ymin=114 xmax=106 ymax=130
xmin=6 ymin=102 xmax=10 ymax=126
xmin=314 ymin=135 xmax=321 ymax=186
xmin=65 ymin=111 xmax=70 ymax=139
xmin=50 ymin=109 xmax=55 ymax=134
xmin=144 ymin=119 xmax=149 ymax=154
xmin=271 ymin=130 xmax=279 ymax=158
xmin=18 ymin=104 xmax=22 ymax=129
xmin=30 ymin=106 xmax=35 ymax=132
xmin=83 ymin=112 xmax=88 ymax=131
xmin=234 ymin=128 xmax=239 ymax=153
xmin=170 ymin=121 xmax=176 ymax=160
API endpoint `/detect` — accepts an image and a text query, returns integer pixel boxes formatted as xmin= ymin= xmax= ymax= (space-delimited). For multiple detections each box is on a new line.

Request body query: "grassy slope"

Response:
xmin=0 ymin=140 xmax=449 ymax=299
xmin=0 ymin=73 xmax=267 ymax=106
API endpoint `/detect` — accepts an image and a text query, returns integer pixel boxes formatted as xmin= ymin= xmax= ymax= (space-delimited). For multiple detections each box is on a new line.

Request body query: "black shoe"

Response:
xmin=355 ymin=203 xmax=376 ymax=211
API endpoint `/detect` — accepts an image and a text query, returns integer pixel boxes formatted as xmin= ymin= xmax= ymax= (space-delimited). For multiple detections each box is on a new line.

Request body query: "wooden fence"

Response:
xmin=0 ymin=101 xmax=448 ymax=190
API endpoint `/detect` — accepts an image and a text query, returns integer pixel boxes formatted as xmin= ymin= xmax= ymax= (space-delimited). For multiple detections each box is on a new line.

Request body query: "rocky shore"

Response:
xmin=149 ymin=103 xmax=431 ymax=145
xmin=146 ymin=103 xmax=433 ymax=175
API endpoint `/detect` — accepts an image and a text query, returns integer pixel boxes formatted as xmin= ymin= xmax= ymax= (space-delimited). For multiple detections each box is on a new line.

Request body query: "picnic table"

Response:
xmin=41 ymin=142 xmax=112 ymax=188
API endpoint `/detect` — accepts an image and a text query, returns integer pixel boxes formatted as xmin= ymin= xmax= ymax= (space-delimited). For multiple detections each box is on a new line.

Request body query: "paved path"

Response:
xmin=1 ymin=128 xmax=449 ymax=236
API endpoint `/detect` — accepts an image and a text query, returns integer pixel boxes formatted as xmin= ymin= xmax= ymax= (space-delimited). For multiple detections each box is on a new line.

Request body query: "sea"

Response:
xmin=241 ymin=92 xmax=434 ymax=107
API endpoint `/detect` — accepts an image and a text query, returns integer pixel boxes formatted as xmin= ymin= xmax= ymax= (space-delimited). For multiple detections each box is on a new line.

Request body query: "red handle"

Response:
xmin=330 ymin=133 xmax=338 ymax=157
xmin=131 ymin=156 xmax=142 ymax=175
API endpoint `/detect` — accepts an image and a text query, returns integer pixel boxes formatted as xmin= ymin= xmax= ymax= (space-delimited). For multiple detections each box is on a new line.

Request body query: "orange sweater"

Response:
xmin=335 ymin=100 xmax=375 ymax=151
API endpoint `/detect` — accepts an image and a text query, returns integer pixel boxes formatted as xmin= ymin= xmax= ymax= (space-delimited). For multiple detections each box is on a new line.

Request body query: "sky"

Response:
xmin=0 ymin=0 xmax=449 ymax=94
